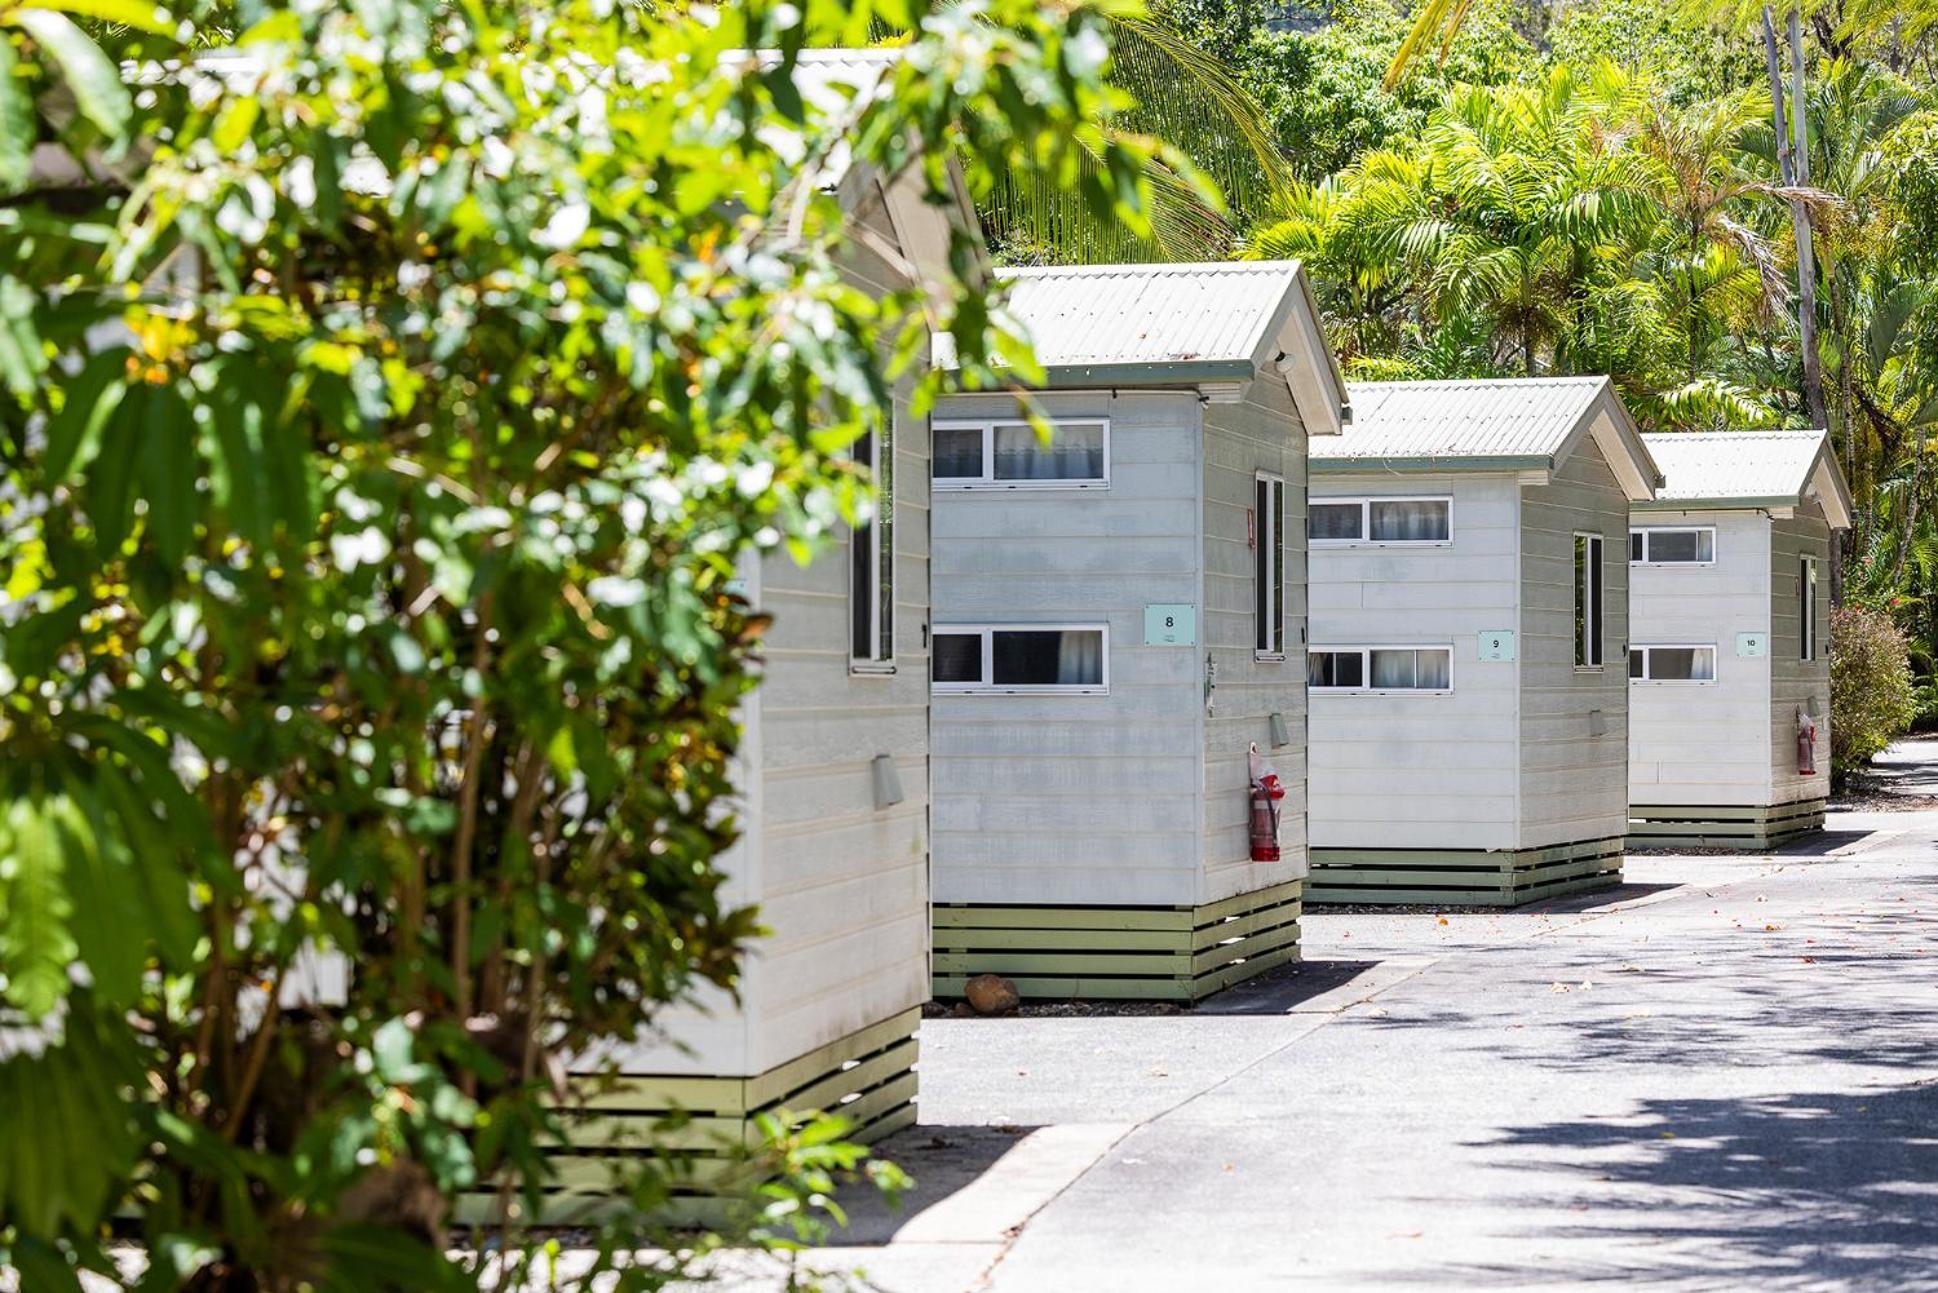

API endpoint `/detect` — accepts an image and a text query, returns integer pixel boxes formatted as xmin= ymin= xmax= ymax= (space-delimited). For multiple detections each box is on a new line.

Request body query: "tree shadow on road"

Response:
xmin=1416 ymin=1082 xmax=1938 ymax=1289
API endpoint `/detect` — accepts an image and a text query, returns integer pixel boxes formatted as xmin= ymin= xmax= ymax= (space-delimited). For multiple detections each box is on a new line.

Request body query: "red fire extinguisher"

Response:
xmin=1797 ymin=708 xmax=1818 ymax=776
xmin=1249 ymin=743 xmax=1285 ymax=862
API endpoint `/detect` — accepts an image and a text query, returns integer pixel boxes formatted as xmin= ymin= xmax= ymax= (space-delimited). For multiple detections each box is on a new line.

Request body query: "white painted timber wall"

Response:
xmin=623 ymin=180 xmax=934 ymax=1079
xmin=1518 ymin=432 xmax=1632 ymax=849
xmin=1308 ymin=474 xmax=1523 ymax=852
xmin=930 ymin=390 xmax=1206 ymax=906
xmin=1201 ymin=379 xmax=1311 ymax=902
xmin=1770 ymin=502 xmax=1833 ymax=806
xmin=1628 ymin=510 xmax=1775 ymax=808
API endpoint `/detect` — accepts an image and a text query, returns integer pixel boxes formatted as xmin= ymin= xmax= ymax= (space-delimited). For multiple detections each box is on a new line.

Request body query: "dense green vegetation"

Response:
xmin=0 ymin=1 xmax=1160 ymax=1287
xmin=1157 ymin=1 xmax=1938 ymax=666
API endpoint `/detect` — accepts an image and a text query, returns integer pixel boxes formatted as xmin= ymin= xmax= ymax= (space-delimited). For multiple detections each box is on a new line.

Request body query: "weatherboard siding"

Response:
xmin=616 ymin=182 xmax=933 ymax=1079
xmin=930 ymin=390 xmax=1206 ymax=907
xmin=1628 ymin=510 xmax=1774 ymax=808
xmin=1770 ymin=503 xmax=1834 ymax=806
xmin=1307 ymin=474 xmax=1522 ymax=852
xmin=1517 ymin=431 xmax=1632 ymax=850
xmin=1201 ymin=377 xmax=1311 ymax=903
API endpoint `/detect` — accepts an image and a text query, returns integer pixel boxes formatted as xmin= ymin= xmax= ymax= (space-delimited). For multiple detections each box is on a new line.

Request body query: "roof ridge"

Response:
xmin=995 ymin=260 xmax=1298 ymax=279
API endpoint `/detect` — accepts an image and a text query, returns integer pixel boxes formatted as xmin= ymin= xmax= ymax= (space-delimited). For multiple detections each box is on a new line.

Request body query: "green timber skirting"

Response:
xmin=931 ymin=879 xmax=1302 ymax=1003
xmin=454 ymin=1007 xmax=920 ymax=1228
xmin=1627 ymin=798 xmax=1827 ymax=851
xmin=1305 ymin=837 xmax=1625 ymax=908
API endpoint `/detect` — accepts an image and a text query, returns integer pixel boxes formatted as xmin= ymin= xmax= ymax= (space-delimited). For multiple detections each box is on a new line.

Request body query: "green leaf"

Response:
xmin=42 ymin=348 xmax=130 ymax=484
xmin=0 ymin=797 xmax=79 ymax=1019
xmin=87 ymin=384 xmax=143 ymax=551
xmin=0 ymin=36 xmax=31 ymax=192
xmin=18 ymin=0 xmax=173 ymax=35
xmin=0 ymin=1002 xmax=140 ymax=1238
xmin=10 ymin=10 xmax=131 ymax=141
xmin=137 ymin=381 xmax=195 ymax=563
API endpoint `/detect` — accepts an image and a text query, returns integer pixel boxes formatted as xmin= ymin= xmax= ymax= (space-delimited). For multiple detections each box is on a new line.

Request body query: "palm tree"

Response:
xmin=977 ymin=15 xmax=1295 ymax=262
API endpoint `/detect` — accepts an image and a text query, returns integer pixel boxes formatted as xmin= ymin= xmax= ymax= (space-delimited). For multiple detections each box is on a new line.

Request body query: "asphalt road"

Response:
xmin=775 ymin=792 xmax=1938 ymax=1292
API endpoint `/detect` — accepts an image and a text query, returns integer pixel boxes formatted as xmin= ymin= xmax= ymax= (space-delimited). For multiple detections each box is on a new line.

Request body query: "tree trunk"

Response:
xmin=1765 ymin=5 xmax=1841 ymax=599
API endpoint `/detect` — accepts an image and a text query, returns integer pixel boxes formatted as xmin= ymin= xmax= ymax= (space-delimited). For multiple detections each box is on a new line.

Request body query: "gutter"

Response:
xmin=1308 ymin=453 xmax=1555 ymax=476
xmin=1035 ymin=359 xmax=1258 ymax=388
xmin=1633 ymin=495 xmax=1800 ymax=513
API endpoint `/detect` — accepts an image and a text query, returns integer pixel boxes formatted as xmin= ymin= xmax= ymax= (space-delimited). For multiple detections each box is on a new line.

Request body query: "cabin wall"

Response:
xmin=1307 ymin=473 xmax=1523 ymax=852
xmin=1628 ymin=510 xmax=1774 ymax=807
xmin=1518 ymin=434 xmax=1632 ymax=850
xmin=1201 ymin=379 xmax=1310 ymax=904
xmin=1770 ymin=502 xmax=1834 ymax=805
xmin=625 ymin=179 xmax=932 ymax=1079
xmin=930 ymin=390 xmax=1206 ymax=906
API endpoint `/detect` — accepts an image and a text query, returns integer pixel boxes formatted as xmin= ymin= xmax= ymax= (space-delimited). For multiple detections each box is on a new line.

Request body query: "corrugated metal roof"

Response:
xmin=1314 ymin=377 xmax=1612 ymax=464
xmin=1640 ymin=429 xmax=1831 ymax=504
xmin=993 ymin=261 xmax=1306 ymax=369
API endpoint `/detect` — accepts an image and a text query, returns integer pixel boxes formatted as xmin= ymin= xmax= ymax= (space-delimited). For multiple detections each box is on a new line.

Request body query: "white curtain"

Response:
xmin=1371 ymin=649 xmax=1417 ymax=689
xmin=1370 ymin=499 xmax=1449 ymax=541
xmin=1057 ymin=630 xmax=1105 ymax=685
xmin=995 ymin=422 xmax=1104 ymax=481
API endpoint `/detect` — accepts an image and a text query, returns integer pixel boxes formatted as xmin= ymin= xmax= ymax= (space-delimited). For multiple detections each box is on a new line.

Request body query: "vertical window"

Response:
xmin=1574 ymin=533 xmax=1605 ymax=668
xmin=850 ymin=422 xmax=892 ymax=669
xmin=1256 ymin=474 xmax=1286 ymax=657
xmin=1800 ymin=556 xmax=1817 ymax=661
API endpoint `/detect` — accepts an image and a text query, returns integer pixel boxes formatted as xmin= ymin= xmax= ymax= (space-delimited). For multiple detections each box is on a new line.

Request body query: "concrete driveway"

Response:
xmin=749 ymin=789 xmax=1938 ymax=1291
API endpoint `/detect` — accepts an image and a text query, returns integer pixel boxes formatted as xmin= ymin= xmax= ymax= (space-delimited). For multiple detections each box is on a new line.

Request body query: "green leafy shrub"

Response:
xmin=0 ymin=1 xmax=1154 ymax=1287
xmin=1831 ymin=605 xmax=1918 ymax=774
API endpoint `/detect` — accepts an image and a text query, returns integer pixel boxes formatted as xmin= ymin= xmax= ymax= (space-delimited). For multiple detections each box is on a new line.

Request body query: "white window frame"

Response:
xmin=1307 ymin=495 xmax=1454 ymax=548
xmin=1307 ymin=645 xmax=1455 ymax=695
xmin=1574 ymin=531 xmax=1605 ymax=670
xmin=930 ymin=623 xmax=1111 ymax=696
xmin=1800 ymin=556 xmax=1818 ymax=661
xmin=1255 ymin=472 xmax=1287 ymax=661
xmin=930 ymin=417 xmax=1111 ymax=490
xmin=849 ymin=420 xmax=894 ymax=675
xmin=1629 ymin=525 xmax=1717 ymax=566
xmin=1629 ymin=643 xmax=1719 ymax=685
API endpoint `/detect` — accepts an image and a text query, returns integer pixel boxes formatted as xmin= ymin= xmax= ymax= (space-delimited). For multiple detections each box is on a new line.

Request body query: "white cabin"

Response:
xmin=1305 ymin=378 xmax=1661 ymax=906
xmin=929 ymin=261 xmax=1347 ymax=1001
xmin=1627 ymin=429 xmax=1853 ymax=848
xmin=548 ymin=54 xmax=966 ymax=1207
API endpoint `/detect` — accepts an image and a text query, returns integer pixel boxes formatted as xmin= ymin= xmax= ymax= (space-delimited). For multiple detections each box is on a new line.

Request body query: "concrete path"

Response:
xmin=772 ymin=794 xmax=1938 ymax=1291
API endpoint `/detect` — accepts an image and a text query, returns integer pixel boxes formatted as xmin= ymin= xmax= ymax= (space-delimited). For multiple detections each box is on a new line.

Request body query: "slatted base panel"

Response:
xmin=453 ymin=1007 xmax=920 ymax=1228
xmin=1305 ymin=837 xmax=1625 ymax=908
xmin=1627 ymin=799 xmax=1827 ymax=851
xmin=931 ymin=880 xmax=1303 ymax=1003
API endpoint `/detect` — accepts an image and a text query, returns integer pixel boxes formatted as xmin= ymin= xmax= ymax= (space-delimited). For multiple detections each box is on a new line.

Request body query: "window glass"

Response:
xmin=992 ymin=422 xmax=1105 ymax=482
xmin=1309 ymin=651 xmax=1364 ymax=689
xmin=933 ymin=633 xmax=983 ymax=683
xmin=992 ymin=629 xmax=1103 ymax=686
xmin=1271 ymin=480 xmax=1285 ymax=653
xmin=1256 ymin=477 xmax=1285 ymax=655
xmin=1370 ymin=648 xmax=1450 ymax=690
xmin=1650 ymin=647 xmax=1713 ymax=681
xmin=1574 ymin=534 xmax=1604 ymax=667
xmin=1370 ymin=499 xmax=1450 ymax=542
xmin=1641 ymin=529 xmax=1713 ymax=563
xmin=1370 ymin=648 xmax=1417 ymax=689
xmin=1630 ymin=532 xmax=1645 ymax=563
xmin=1309 ymin=502 xmax=1364 ymax=541
xmin=1633 ymin=646 xmax=1717 ymax=682
xmin=849 ymin=424 xmax=891 ymax=664
xmin=933 ymin=426 xmax=984 ymax=479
